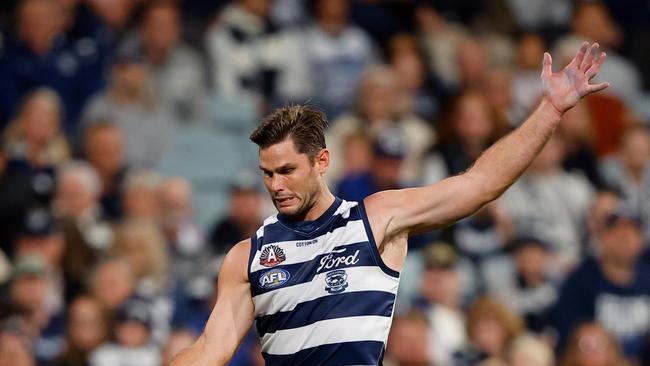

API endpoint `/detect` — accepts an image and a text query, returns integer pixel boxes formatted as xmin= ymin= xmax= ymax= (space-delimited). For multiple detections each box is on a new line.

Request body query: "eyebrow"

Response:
xmin=259 ymin=163 xmax=296 ymax=173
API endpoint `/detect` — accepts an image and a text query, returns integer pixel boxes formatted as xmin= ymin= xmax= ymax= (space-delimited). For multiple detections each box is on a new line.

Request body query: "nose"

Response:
xmin=269 ymin=175 xmax=285 ymax=193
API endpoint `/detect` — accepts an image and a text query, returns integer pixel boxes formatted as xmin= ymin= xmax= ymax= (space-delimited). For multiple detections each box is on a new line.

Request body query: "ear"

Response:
xmin=314 ymin=148 xmax=330 ymax=175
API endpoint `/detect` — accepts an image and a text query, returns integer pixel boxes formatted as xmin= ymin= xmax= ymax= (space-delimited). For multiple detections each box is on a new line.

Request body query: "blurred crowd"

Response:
xmin=0 ymin=0 xmax=649 ymax=365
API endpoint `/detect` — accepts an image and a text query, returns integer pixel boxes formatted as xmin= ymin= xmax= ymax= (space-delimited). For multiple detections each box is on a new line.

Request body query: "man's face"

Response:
xmin=514 ymin=245 xmax=548 ymax=280
xmin=601 ymin=220 xmax=643 ymax=266
xmin=85 ymin=127 xmax=124 ymax=177
xmin=259 ymin=139 xmax=325 ymax=219
xmin=141 ymin=5 xmax=180 ymax=56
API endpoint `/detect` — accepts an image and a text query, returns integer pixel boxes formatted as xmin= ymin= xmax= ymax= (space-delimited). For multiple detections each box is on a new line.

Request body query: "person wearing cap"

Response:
xmin=89 ymin=298 xmax=160 ymax=366
xmin=336 ymin=129 xmax=411 ymax=202
xmin=554 ymin=208 xmax=650 ymax=362
xmin=487 ymin=237 xmax=559 ymax=335
xmin=8 ymin=254 xmax=66 ymax=364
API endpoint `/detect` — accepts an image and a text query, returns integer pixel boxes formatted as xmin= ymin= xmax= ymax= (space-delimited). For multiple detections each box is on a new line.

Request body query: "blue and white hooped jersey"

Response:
xmin=248 ymin=198 xmax=400 ymax=365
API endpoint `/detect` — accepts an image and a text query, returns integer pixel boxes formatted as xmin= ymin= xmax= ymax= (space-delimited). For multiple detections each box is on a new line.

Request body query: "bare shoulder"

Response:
xmin=362 ymin=189 xmax=406 ymax=245
xmin=220 ymin=239 xmax=252 ymax=283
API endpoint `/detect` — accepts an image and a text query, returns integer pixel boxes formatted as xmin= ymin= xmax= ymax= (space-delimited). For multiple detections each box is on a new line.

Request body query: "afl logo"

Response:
xmin=259 ymin=268 xmax=290 ymax=289
xmin=260 ymin=245 xmax=286 ymax=267
xmin=325 ymin=269 xmax=349 ymax=294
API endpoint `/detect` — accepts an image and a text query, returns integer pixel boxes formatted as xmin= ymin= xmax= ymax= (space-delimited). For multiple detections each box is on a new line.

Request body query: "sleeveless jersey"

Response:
xmin=247 ymin=198 xmax=400 ymax=365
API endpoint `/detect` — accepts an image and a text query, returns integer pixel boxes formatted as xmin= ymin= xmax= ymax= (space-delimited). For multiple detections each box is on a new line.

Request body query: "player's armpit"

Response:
xmin=170 ymin=239 xmax=254 ymax=366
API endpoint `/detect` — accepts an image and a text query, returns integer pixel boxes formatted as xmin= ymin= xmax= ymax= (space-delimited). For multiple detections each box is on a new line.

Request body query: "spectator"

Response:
xmin=89 ymin=299 xmax=160 ymax=366
xmin=8 ymin=255 xmax=66 ymax=364
xmin=385 ymin=309 xmax=432 ymax=366
xmin=110 ymin=220 xmax=171 ymax=344
xmin=13 ymin=210 xmax=67 ymax=342
xmin=415 ymin=243 xmax=467 ymax=366
xmin=3 ymin=88 xmax=70 ymax=168
xmin=415 ymin=4 xmax=467 ymax=91
xmin=554 ymin=2 xmax=645 ymax=117
xmin=558 ymin=322 xmax=629 ymax=366
xmin=455 ymin=296 xmax=524 ymax=365
xmin=82 ymin=46 xmax=173 ymax=169
xmin=488 ymin=237 xmax=559 ymax=334
xmin=387 ymin=33 xmax=439 ymax=122
xmin=508 ymin=334 xmax=554 ymax=366
xmin=56 ymin=295 xmax=109 ymax=366
xmin=135 ymin=2 xmax=207 ymax=124
xmin=422 ymin=91 xmax=500 ymax=185
xmin=89 ymin=257 xmax=135 ymax=312
xmin=327 ymin=66 xmax=434 ymax=185
xmin=122 ymin=170 xmax=163 ymax=221
xmin=82 ymin=121 xmax=127 ymax=220
xmin=0 ymin=89 xmax=69 ymax=256
xmin=511 ymin=33 xmax=546 ymax=125
xmin=205 ymin=0 xmax=310 ymax=107
xmin=337 ymin=132 xmax=373 ymax=178
xmin=336 ymin=130 xmax=409 ymax=202
xmin=456 ymin=37 xmax=491 ymax=92
xmin=554 ymin=208 xmax=650 ymax=360
xmin=8 ymin=256 xmax=51 ymax=338
xmin=86 ymin=0 xmax=134 ymax=34
xmin=586 ymin=190 xmax=623 ymax=249
xmin=302 ymin=0 xmax=376 ymax=119
xmin=209 ymin=174 xmax=264 ymax=256
xmin=54 ymin=161 xmax=113 ymax=301
xmin=110 ymin=220 xmax=169 ymax=296
xmin=159 ymin=177 xmax=206 ymax=286
xmin=0 ymin=0 xmax=103 ymax=134
xmin=557 ymin=101 xmax=603 ymax=189
xmin=480 ymin=69 xmax=515 ymax=130
xmin=599 ymin=125 xmax=650 ymax=242
xmin=422 ymin=91 xmax=511 ymax=264
xmin=501 ymin=135 xmax=594 ymax=270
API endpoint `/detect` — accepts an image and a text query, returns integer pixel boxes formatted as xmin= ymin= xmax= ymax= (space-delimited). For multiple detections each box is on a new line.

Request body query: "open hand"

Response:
xmin=541 ymin=42 xmax=609 ymax=114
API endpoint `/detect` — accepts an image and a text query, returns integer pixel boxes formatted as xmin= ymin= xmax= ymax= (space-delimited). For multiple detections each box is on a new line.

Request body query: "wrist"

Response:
xmin=539 ymin=97 xmax=563 ymax=122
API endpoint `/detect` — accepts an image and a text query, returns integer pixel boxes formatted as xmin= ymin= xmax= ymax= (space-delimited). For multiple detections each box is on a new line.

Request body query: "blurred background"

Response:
xmin=0 ymin=0 xmax=648 ymax=365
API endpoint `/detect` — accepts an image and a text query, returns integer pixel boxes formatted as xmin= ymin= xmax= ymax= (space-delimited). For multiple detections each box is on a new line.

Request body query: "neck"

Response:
xmin=303 ymin=188 xmax=336 ymax=221
xmin=600 ymin=257 xmax=635 ymax=285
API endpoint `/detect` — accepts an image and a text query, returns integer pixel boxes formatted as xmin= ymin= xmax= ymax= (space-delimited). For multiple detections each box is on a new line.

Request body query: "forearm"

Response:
xmin=466 ymin=98 xmax=562 ymax=201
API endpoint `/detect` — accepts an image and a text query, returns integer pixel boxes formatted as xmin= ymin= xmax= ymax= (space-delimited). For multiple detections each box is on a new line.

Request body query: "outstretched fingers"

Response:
xmin=568 ymin=41 xmax=589 ymax=69
xmin=586 ymin=52 xmax=607 ymax=80
xmin=580 ymin=43 xmax=599 ymax=71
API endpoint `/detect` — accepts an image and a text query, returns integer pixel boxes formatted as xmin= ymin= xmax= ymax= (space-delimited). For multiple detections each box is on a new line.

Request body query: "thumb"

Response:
xmin=541 ymin=52 xmax=553 ymax=78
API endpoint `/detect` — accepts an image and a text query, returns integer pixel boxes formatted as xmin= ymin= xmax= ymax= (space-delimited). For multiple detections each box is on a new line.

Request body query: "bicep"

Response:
xmin=369 ymin=173 xmax=490 ymax=238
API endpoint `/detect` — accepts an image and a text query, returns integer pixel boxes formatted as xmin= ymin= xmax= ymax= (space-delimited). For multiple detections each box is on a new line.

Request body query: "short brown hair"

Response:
xmin=249 ymin=105 xmax=328 ymax=161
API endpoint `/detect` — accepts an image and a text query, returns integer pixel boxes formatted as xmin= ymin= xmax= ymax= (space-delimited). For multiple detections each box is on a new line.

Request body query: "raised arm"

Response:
xmin=366 ymin=42 xmax=608 ymax=240
xmin=171 ymin=240 xmax=254 ymax=366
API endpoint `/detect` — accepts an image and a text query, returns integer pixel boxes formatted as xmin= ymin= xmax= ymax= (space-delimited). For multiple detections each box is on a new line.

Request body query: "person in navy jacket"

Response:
xmin=554 ymin=208 xmax=650 ymax=362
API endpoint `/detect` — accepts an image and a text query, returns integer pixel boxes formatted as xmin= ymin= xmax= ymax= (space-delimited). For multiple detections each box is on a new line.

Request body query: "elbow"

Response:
xmin=170 ymin=335 xmax=229 ymax=366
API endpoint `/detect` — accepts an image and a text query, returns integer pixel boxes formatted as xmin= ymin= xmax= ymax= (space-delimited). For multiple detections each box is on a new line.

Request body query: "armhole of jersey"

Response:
xmin=247 ymin=233 xmax=258 ymax=286
xmin=357 ymin=200 xmax=400 ymax=278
